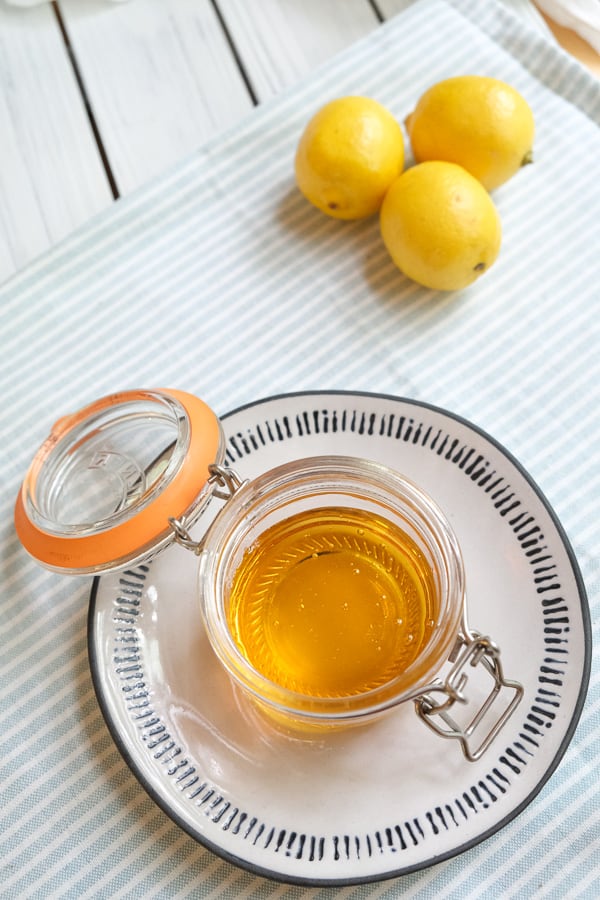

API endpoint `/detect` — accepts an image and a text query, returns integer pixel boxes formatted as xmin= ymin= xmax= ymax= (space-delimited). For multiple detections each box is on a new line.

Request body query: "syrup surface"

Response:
xmin=227 ymin=507 xmax=436 ymax=697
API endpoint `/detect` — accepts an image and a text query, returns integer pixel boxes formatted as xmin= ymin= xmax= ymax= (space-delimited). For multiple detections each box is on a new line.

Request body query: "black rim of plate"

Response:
xmin=87 ymin=390 xmax=591 ymax=886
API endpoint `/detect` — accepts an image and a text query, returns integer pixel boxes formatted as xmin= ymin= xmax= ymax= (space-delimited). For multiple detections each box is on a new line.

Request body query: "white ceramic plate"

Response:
xmin=88 ymin=392 xmax=590 ymax=885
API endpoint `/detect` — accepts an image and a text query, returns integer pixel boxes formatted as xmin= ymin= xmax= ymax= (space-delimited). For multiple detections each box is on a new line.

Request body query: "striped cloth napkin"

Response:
xmin=1 ymin=0 xmax=598 ymax=897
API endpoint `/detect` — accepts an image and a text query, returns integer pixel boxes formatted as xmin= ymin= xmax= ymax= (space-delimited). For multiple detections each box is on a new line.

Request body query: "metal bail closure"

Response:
xmin=14 ymin=388 xmax=225 ymax=575
xmin=169 ymin=463 xmax=247 ymax=555
xmin=414 ymin=626 xmax=524 ymax=762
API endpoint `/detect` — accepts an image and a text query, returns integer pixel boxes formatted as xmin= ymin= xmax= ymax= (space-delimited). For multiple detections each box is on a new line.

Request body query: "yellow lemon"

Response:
xmin=405 ymin=75 xmax=535 ymax=191
xmin=295 ymin=96 xmax=405 ymax=219
xmin=380 ymin=161 xmax=502 ymax=291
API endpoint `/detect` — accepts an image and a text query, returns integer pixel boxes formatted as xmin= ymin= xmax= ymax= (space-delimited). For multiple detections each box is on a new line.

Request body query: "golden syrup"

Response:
xmin=226 ymin=507 xmax=437 ymax=698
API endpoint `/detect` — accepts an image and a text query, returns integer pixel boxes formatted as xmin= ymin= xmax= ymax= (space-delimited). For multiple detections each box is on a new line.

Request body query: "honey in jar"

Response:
xmin=226 ymin=507 xmax=436 ymax=699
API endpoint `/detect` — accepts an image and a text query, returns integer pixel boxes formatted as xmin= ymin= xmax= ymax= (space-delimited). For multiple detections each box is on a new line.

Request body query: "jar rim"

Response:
xmin=199 ymin=456 xmax=466 ymax=723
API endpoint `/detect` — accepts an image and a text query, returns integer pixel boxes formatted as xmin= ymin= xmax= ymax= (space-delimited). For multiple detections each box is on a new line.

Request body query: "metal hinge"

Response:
xmin=168 ymin=464 xmax=246 ymax=554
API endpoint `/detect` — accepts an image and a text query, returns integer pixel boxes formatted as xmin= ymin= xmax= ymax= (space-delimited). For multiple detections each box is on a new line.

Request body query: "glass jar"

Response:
xmin=15 ymin=388 xmax=523 ymax=761
xmin=197 ymin=456 xmax=465 ymax=727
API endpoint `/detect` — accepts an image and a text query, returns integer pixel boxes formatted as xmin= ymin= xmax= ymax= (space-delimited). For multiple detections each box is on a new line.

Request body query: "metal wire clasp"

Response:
xmin=168 ymin=464 xmax=246 ymax=555
xmin=206 ymin=463 xmax=246 ymax=500
xmin=414 ymin=624 xmax=524 ymax=762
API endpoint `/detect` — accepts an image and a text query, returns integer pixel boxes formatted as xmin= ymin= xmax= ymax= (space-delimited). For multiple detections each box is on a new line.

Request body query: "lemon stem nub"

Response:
xmin=473 ymin=262 xmax=486 ymax=272
xmin=521 ymin=150 xmax=534 ymax=167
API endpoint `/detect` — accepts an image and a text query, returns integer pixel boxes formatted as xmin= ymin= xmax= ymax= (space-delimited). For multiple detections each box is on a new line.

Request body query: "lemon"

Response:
xmin=405 ymin=75 xmax=535 ymax=191
xmin=295 ymin=96 xmax=405 ymax=219
xmin=380 ymin=161 xmax=502 ymax=291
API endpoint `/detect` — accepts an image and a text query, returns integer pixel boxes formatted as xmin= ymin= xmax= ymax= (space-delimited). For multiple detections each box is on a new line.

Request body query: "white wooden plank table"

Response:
xmin=0 ymin=0 xmax=596 ymax=287
xmin=0 ymin=3 xmax=111 ymax=279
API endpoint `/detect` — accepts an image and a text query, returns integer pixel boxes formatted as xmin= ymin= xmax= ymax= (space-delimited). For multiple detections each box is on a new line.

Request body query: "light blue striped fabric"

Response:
xmin=1 ymin=0 xmax=599 ymax=896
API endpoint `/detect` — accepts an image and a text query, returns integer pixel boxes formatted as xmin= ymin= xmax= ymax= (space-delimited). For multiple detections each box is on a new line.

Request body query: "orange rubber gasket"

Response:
xmin=14 ymin=389 xmax=221 ymax=572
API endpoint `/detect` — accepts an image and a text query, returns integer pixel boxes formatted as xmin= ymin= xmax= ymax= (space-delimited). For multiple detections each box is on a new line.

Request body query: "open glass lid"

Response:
xmin=14 ymin=389 xmax=224 ymax=575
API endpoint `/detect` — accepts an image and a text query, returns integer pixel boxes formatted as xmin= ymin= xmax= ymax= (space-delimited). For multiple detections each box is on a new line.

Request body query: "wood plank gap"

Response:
xmin=368 ymin=0 xmax=386 ymax=23
xmin=210 ymin=0 xmax=259 ymax=106
xmin=51 ymin=1 xmax=120 ymax=199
